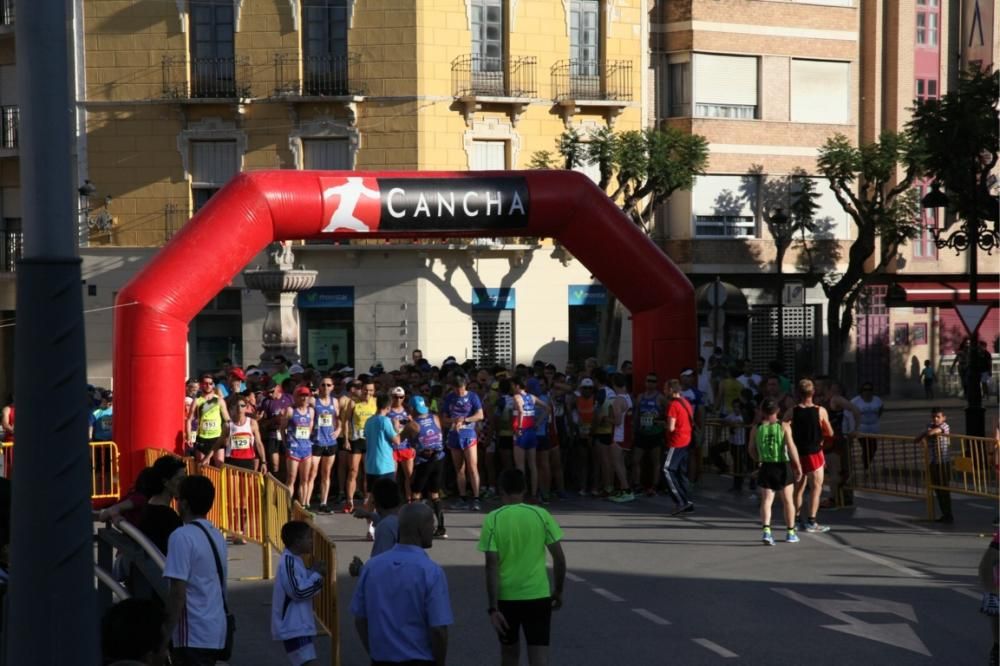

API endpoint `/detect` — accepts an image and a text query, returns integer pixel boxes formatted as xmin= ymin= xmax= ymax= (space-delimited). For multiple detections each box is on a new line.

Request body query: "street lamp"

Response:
xmin=770 ymin=207 xmax=790 ymax=369
xmin=920 ymin=181 xmax=997 ymax=436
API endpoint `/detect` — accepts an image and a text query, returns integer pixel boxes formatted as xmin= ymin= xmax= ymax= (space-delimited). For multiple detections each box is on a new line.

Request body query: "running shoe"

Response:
xmin=317 ymin=504 xmax=331 ymax=515
xmin=671 ymin=502 xmax=694 ymax=516
xmin=366 ymin=523 xmax=375 ymax=542
xmin=450 ymin=499 xmax=468 ymax=510
xmin=786 ymin=531 xmax=800 ymax=543
xmin=610 ymin=491 xmax=636 ymax=504
xmin=471 ymin=498 xmax=483 ymax=512
xmin=795 ymin=520 xmax=807 ymax=532
xmin=433 ymin=526 xmax=448 ymax=539
xmin=342 ymin=502 xmax=354 ymax=515
xmin=805 ymin=522 xmax=831 ymax=533
xmin=761 ymin=531 xmax=775 ymax=546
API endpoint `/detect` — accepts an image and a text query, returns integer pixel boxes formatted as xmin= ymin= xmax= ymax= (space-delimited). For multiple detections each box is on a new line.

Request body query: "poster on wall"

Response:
xmin=308 ymin=328 xmax=349 ymax=370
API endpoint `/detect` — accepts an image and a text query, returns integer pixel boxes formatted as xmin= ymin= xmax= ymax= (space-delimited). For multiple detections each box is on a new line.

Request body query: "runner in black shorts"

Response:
xmin=749 ymin=399 xmax=803 ymax=546
xmin=496 ymin=597 xmax=553 ymax=647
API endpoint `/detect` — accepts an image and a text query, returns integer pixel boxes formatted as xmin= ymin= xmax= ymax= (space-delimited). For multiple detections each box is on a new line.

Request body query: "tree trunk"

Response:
xmin=826 ymin=290 xmax=845 ymax=377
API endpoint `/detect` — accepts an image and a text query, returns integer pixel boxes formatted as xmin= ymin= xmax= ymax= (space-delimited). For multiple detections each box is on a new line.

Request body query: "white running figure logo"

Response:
xmin=322 ymin=177 xmax=379 ymax=233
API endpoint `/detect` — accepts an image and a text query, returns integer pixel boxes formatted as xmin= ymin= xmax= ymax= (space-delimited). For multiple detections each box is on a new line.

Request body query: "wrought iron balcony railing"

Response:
xmin=452 ymin=54 xmax=537 ymax=98
xmin=273 ymin=53 xmax=364 ymax=97
xmin=162 ymin=56 xmax=252 ymax=100
xmin=0 ymin=106 xmax=17 ymax=149
xmin=551 ymin=59 xmax=633 ymax=102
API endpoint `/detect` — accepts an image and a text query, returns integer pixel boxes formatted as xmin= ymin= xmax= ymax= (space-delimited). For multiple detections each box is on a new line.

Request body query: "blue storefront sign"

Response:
xmin=472 ymin=287 xmax=516 ymax=310
xmin=568 ymin=284 xmax=607 ymax=306
xmin=297 ymin=286 xmax=355 ymax=309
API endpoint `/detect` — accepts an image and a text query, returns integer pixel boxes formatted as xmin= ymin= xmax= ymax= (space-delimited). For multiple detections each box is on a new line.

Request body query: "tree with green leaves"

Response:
xmin=530 ymin=126 xmax=709 ymax=364
xmin=907 ymin=66 xmax=999 ymax=250
xmin=816 ymin=131 xmax=922 ymax=375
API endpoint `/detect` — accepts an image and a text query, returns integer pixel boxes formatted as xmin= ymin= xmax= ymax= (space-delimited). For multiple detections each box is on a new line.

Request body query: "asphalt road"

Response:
xmin=310 ymin=473 xmax=995 ymax=666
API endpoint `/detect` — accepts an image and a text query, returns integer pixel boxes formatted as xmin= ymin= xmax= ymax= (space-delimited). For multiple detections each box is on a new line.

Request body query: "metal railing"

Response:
xmin=162 ymin=55 xmax=252 ymax=99
xmin=0 ymin=227 xmax=21 ymax=272
xmin=2 ymin=440 xmax=120 ymax=499
xmin=551 ymin=59 xmax=632 ymax=102
xmin=452 ymin=54 xmax=537 ymax=98
xmin=1 ymin=105 xmax=18 ymax=149
xmin=274 ymin=53 xmax=363 ymax=97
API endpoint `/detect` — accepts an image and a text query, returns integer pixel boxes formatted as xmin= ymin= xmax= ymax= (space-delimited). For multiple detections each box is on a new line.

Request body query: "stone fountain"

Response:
xmin=242 ymin=241 xmax=317 ymax=373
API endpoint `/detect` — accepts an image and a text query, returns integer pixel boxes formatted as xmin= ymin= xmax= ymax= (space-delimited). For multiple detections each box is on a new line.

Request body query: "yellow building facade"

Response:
xmin=76 ymin=0 xmax=645 ymax=381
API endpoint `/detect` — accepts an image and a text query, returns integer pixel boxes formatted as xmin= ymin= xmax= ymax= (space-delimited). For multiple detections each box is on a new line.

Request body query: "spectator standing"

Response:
xmin=271 ymin=520 xmax=325 ymax=666
xmin=850 ymin=383 xmax=884 ymax=473
xmin=920 ymin=360 xmax=936 ymax=399
xmin=478 ymin=469 xmax=566 ymax=666
xmin=663 ymin=380 xmax=695 ymax=516
xmin=163 ymin=475 xmax=229 ymax=666
xmin=978 ymin=530 xmax=999 ymax=666
xmin=914 ymin=407 xmax=953 ymax=523
xmin=351 ymin=503 xmax=453 ymax=666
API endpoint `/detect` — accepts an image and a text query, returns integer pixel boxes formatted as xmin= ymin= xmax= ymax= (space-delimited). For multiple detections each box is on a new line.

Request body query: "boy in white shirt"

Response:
xmin=272 ymin=521 xmax=326 ymax=666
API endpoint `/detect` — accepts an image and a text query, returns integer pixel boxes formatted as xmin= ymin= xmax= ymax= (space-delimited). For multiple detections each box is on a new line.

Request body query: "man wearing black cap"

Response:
xmin=259 ymin=379 xmax=292 ymax=474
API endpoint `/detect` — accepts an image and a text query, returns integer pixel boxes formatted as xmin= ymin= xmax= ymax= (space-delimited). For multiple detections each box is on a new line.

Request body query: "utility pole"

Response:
xmin=4 ymin=0 xmax=97 ymax=663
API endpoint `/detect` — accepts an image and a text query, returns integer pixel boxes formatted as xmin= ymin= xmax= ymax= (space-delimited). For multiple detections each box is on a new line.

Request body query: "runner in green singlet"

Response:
xmin=748 ymin=399 xmax=802 ymax=546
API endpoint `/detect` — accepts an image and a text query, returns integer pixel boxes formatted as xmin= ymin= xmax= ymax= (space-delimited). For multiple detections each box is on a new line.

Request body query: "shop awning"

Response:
xmin=888 ymin=280 xmax=1000 ymax=306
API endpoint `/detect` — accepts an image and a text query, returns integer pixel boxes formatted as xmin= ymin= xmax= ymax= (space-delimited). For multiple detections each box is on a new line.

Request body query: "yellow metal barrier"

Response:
xmin=846 ymin=434 xmax=930 ymax=502
xmin=293 ymin=503 xmax=341 ymax=666
xmin=926 ymin=434 xmax=999 ymax=519
xmin=263 ymin=473 xmax=293 ymax=579
xmin=4 ymin=440 xmax=120 ymax=500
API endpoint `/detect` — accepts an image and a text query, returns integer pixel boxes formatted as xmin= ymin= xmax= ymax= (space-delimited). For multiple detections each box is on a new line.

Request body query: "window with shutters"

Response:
xmin=302 ymin=0 xmax=349 ymax=95
xmin=790 ymin=59 xmax=849 ymax=124
xmin=570 ymin=0 xmax=600 ymax=77
xmin=189 ymin=1 xmax=236 ymax=98
xmin=692 ymin=174 xmax=758 ymax=238
xmin=303 ymin=138 xmax=351 ymax=170
xmin=472 ymin=310 xmax=514 ymax=368
xmin=470 ymin=139 xmax=507 ymax=170
xmin=471 ymin=0 xmax=503 ymax=72
xmin=191 ymin=140 xmax=238 ymax=211
xmin=692 ymin=54 xmax=757 ymax=119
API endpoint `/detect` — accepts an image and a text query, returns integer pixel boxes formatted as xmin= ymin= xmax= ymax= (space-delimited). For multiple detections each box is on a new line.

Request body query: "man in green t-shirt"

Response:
xmin=748 ymin=398 xmax=802 ymax=546
xmin=478 ymin=469 xmax=566 ymax=666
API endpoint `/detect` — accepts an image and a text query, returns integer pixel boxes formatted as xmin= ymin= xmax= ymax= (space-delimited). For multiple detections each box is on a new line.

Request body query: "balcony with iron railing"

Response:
xmin=273 ymin=53 xmax=364 ymax=99
xmin=162 ymin=56 xmax=253 ymax=100
xmin=551 ymin=59 xmax=633 ymax=126
xmin=0 ymin=106 xmax=17 ymax=153
xmin=451 ymin=54 xmax=537 ymax=126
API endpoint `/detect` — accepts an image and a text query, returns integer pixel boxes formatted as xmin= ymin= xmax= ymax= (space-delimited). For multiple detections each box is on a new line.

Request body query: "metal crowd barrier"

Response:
xmin=704 ymin=419 xmax=999 ymax=519
xmin=293 ymin=503 xmax=341 ymax=666
xmin=3 ymin=440 xmax=120 ymax=501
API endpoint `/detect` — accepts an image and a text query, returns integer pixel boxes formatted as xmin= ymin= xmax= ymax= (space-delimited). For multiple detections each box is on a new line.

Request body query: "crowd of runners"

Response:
xmin=179 ymin=348 xmax=912 ymax=543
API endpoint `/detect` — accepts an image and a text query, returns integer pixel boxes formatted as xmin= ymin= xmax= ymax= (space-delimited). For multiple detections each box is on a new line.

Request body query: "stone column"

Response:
xmin=243 ymin=242 xmax=317 ymax=374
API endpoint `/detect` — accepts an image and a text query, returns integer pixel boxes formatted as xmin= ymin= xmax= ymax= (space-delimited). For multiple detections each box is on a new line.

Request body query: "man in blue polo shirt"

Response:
xmin=351 ymin=502 xmax=453 ymax=666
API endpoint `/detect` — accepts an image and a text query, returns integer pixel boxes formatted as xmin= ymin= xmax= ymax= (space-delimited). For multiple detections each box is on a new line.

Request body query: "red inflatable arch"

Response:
xmin=113 ymin=170 xmax=695 ymax=485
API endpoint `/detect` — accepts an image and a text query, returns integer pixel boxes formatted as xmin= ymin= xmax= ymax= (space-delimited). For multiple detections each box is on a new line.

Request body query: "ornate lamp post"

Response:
xmin=921 ymin=181 xmax=999 ymax=436
xmin=770 ymin=207 xmax=791 ymax=367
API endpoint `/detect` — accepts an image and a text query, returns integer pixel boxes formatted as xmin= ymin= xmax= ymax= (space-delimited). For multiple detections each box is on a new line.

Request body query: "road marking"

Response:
xmin=591 ymin=587 xmax=624 ymax=602
xmin=774 ymin=588 xmax=930 ymax=656
xmin=632 ymin=608 xmax=671 ymax=625
xmin=812 ymin=534 xmax=928 ymax=578
xmin=692 ymin=638 xmax=738 ymax=658
xmin=969 ymin=502 xmax=995 ymax=511
xmin=717 ymin=505 xmax=749 ymax=516
xmin=884 ymin=518 xmax=942 ymax=536
xmin=954 ymin=588 xmax=982 ymax=600
xmin=565 ymin=573 xmax=587 ymax=583
xmin=463 ymin=528 xmax=480 ymax=538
